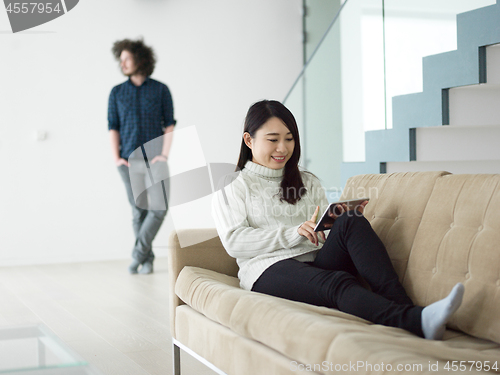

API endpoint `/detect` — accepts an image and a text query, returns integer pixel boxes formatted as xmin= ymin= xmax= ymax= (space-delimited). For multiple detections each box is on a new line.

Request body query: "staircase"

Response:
xmin=341 ymin=2 xmax=500 ymax=184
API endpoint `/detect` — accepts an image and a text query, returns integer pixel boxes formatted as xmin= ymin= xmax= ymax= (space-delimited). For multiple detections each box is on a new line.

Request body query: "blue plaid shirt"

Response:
xmin=108 ymin=77 xmax=176 ymax=159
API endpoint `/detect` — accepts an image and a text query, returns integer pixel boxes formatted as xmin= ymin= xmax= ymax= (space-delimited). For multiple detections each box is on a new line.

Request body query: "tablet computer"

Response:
xmin=314 ymin=198 xmax=369 ymax=232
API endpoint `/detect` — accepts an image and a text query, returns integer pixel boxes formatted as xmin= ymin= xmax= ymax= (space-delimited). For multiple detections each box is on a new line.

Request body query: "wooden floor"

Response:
xmin=0 ymin=258 xmax=217 ymax=375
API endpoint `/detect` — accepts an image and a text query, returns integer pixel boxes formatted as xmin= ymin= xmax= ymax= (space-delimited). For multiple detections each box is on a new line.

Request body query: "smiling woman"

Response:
xmin=236 ymin=100 xmax=305 ymax=205
xmin=242 ymin=117 xmax=295 ymax=169
xmin=212 ymin=99 xmax=465 ymax=341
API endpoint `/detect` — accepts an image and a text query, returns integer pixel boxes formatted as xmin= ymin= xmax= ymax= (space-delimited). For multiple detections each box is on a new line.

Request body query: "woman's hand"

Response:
xmin=328 ymin=203 xmax=348 ymax=220
xmin=298 ymin=206 xmax=325 ymax=246
xmin=327 ymin=200 xmax=368 ymax=221
xmin=321 ymin=203 xmax=348 ymax=230
xmin=356 ymin=200 xmax=369 ymax=214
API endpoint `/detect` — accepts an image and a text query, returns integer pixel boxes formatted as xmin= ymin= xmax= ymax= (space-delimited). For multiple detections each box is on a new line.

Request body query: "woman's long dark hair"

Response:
xmin=236 ymin=100 xmax=306 ymax=205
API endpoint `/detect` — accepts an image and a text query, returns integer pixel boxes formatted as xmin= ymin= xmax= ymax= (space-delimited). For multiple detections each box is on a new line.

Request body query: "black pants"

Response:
xmin=252 ymin=213 xmax=424 ymax=337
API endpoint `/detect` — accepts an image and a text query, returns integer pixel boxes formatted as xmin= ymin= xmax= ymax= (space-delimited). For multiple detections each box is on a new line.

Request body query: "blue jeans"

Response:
xmin=117 ymin=161 xmax=169 ymax=263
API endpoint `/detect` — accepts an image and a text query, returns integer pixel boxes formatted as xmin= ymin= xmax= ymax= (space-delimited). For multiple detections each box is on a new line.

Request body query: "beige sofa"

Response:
xmin=168 ymin=171 xmax=500 ymax=375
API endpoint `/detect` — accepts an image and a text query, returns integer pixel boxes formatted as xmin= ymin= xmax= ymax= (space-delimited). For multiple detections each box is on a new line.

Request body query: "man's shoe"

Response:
xmin=139 ymin=261 xmax=153 ymax=274
xmin=128 ymin=259 xmax=141 ymax=274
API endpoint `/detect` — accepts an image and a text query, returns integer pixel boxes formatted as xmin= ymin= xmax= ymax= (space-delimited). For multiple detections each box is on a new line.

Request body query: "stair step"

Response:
xmin=416 ymin=125 xmax=500 ymax=161
xmin=386 ymin=160 xmax=500 ymax=174
xmin=341 ymin=3 xmax=500 ymax=185
xmin=457 ymin=3 xmax=500 ymax=52
xmin=449 ymin=84 xmax=500 ymax=126
xmin=447 ymin=44 xmax=500 ymax=128
xmin=486 ymin=43 xmax=500 ymax=84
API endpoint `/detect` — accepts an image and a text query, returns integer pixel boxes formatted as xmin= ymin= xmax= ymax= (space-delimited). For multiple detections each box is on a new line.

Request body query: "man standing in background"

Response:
xmin=108 ymin=38 xmax=176 ymax=274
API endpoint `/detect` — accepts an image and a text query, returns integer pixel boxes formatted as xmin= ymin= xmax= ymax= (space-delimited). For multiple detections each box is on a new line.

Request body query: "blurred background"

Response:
xmin=2 ymin=0 xmax=499 ymax=266
xmin=0 ymin=0 xmax=303 ymax=265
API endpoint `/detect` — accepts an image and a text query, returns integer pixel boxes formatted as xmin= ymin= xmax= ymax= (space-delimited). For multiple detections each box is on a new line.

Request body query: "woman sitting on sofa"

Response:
xmin=212 ymin=99 xmax=464 ymax=340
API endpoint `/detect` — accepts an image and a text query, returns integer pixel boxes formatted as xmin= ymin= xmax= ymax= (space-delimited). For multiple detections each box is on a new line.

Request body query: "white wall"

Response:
xmin=0 ymin=0 xmax=303 ymax=266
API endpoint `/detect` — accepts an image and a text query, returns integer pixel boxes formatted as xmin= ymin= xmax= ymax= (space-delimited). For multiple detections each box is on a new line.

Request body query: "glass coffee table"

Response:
xmin=0 ymin=325 xmax=102 ymax=374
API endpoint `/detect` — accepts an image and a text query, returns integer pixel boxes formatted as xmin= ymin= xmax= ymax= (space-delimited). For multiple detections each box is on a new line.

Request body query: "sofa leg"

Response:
xmin=173 ymin=341 xmax=181 ymax=375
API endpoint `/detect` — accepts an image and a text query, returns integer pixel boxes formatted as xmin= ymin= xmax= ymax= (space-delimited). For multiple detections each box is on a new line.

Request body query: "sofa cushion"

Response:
xmin=405 ymin=174 xmax=500 ymax=344
xmin=175 ymin=266 xmax=366 ymax=328
xmin=176 ymin=266 xmax=500 ymax=374
xmin=323 ymin=330 xmax=500 ymax=374
xmin=342 ymin=172 xmax=500 ymax=344
xmin=175 ymin=305 xmax=323 ymax=375
xmin=341 ymin=171 xmax=450 ymax=280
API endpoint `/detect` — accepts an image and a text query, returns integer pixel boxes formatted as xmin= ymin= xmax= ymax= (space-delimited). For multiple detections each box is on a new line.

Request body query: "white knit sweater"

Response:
xmin=211 ymin=161 xmax=329 ymax=290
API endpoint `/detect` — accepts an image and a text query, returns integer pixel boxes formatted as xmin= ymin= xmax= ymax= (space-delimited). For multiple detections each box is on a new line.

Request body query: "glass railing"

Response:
xmin=284 ymin=0 xmax=496 ymax=198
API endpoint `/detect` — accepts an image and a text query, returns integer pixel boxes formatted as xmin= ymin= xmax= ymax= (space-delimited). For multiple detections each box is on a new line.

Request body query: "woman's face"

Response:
xmin=244 ymin=116 xmax=295 ymax=170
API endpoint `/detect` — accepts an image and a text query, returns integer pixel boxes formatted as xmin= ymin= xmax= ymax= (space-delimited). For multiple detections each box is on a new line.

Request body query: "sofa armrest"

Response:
xmin=167 ymin=229 xmax=239 ymax=338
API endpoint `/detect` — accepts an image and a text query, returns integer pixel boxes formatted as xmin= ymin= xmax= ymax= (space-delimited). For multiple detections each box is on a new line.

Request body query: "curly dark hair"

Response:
xmin=112 ymin=38 xmax=156 ymax=77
